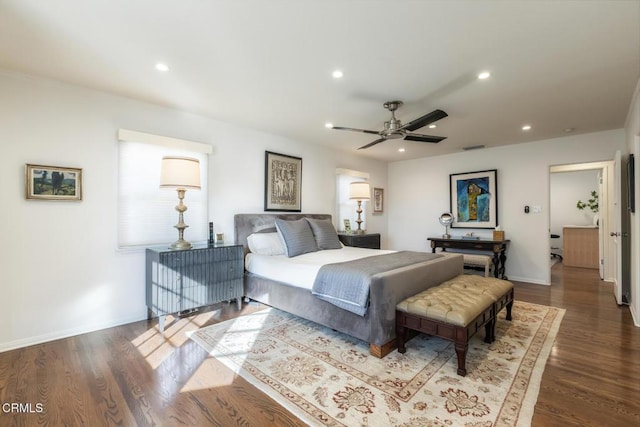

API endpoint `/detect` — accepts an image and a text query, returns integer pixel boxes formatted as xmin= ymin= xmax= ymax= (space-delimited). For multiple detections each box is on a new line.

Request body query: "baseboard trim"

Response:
xmin=507 ymin=275 xmax=550 ymax=285
xmin=630 ymin=303 xmax=640 ymax=327
xmin=0 ymin=312 xmax=147 ymax=354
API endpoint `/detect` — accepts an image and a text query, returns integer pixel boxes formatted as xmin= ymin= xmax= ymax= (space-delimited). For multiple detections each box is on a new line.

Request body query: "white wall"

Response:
xmin=550 ymin=170 xmax=600 ymax=253
xmin=388 ymin=129 xmax=625 ymax=285
xmin=0 ymin=71 xmax=388 ymax=351
xmin=2 ymin=68 xmax=636 ymax=351
xmin=625 ymin=77 xmax=640 ymax=326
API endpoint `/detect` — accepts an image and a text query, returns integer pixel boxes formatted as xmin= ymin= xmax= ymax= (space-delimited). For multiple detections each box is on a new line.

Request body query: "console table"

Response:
xmin=146 ymin=243 xmax=244 ymax=333
xmin=427 ymin=237 xmax=510 ymax=279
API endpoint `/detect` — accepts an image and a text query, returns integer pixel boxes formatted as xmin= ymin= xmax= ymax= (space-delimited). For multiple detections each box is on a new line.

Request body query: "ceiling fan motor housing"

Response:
xmin=384 ymin=121 xmax=404 ymax=138
xmin=383 ymin=100 xmax=404 ymax=137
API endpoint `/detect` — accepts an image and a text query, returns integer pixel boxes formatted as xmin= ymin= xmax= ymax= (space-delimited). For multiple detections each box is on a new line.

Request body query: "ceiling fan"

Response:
xmin=332 ymin=101 xmax=448 ymax=150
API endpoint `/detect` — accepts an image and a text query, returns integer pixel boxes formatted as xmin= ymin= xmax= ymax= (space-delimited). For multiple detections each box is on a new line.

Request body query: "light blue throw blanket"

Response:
xmin=311 ymin=251 xmax=442 ymax=316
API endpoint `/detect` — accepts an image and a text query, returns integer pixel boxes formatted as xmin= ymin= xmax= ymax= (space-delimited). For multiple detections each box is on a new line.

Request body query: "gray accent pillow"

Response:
xmin=275 ymin=218 xmax=318 ymax=257
xmin=305 ymin=218 xmax=342 ymax=250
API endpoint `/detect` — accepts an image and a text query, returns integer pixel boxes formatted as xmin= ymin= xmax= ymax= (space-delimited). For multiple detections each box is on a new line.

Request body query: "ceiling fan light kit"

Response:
xmin=331 ymin=100 xmax=448 ymax=150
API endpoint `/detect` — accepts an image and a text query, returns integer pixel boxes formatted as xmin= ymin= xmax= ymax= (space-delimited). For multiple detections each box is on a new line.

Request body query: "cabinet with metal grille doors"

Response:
xmin=145 ymin=243 xmax=244 ymax=333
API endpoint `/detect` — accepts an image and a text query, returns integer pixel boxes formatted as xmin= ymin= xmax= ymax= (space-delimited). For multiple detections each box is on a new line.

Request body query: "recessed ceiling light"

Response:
xmin=324 ymin=122 xmax=334 ymax=129
xmin=332 ymin=70 xmax=343 ymax=79
xmin=522 ymin=125 xmax=532 ymax=131
xmin=155 ymin=63 xmax=169 ymax=72
xmin=478 ymin=71 xmax=491 ymax=80
xmin=428 ymin=124 xmax=437 ymax=129
xmin=398 ymin=148 xmax=406 ymax=153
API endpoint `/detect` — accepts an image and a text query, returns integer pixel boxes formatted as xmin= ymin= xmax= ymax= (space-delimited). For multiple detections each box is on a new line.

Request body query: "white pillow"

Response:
xmin=247 ymin=232 xmax=285 ymax=256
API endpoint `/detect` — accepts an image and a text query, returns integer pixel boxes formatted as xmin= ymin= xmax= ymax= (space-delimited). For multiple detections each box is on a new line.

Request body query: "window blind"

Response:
xmin=118 ymin=130 xmax=211 ymax=248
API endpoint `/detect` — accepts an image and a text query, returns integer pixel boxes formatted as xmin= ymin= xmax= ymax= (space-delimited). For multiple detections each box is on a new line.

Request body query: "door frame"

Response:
xmin=549 ymin=160 xmax=616 ymax=282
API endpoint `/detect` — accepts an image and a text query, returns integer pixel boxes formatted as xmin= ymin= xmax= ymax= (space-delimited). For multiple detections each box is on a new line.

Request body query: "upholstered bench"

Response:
xmin=462 ymin=254 xmax=492 ymax=277
xmin=396 ymin=275 xmax=514 ymax=376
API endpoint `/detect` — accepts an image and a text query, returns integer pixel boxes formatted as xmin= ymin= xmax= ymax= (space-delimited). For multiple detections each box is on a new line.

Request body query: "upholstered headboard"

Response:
xmin=234 ymin=213 xmax=333 ymax=254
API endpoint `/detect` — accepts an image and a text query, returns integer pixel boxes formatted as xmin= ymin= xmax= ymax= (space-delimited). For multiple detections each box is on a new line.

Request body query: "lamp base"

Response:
xmin=169 ymin=188 xmax=192 ymax=250
xmin=355 ymin=229 xmax=366 ymax=234
xmin=170 ymin=238 xmax=192 ymax=250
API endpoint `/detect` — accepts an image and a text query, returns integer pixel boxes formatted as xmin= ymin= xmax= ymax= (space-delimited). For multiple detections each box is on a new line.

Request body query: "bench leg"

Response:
xmin=396 ymin=325 xmax=407 ymax=354
xmin=484 ymin=320 xmax=494 ymax=343
xmin=506 ymin=300 xmax=513 ymax=321
xmin=454 ymin=340 xmax=468 ymax=376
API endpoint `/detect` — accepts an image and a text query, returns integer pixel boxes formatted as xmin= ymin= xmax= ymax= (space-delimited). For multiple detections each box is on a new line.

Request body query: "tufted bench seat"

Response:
xmin=396 ymin=275 xmax=514 ymax=376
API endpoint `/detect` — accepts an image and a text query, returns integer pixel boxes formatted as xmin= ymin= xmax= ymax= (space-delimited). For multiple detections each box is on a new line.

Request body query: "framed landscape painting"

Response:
xmin=25 ymin=164 xmax=83 ymax=201
xmin=450 ymin=169 xmax=497 ymax=228
xmin=264 ymin=151 xmax=302 ymax=211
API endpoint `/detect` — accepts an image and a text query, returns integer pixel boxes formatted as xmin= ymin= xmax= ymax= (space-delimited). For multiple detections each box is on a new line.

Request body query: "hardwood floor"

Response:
xmin=0 ymin=264 xmax=638 ymax=426
xmin=527 ymin=264 xmax=640 ymax=427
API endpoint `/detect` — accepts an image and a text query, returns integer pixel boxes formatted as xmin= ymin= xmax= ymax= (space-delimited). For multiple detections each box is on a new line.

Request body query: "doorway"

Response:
xmin=549 ymin=161 xmax=616 ymax=284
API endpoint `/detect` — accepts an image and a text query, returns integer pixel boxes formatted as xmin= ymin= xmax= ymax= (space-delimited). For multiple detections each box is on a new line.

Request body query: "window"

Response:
xmin=118 ymin=129 xmax=212 ymax=248
xmin=336 ymin=168 xmax=370 ymax=232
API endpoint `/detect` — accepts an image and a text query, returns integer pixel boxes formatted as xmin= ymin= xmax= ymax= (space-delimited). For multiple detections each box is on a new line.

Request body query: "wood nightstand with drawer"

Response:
xmin=338 ymin=233 xmax=381 ymax=249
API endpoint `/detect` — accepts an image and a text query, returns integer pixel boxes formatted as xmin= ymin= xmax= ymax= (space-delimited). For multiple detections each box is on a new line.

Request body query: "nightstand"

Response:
xmin=338 ymin=233 xmax=381 ymax=249
xmin=145 ymin=243 xmax=244 ymax=333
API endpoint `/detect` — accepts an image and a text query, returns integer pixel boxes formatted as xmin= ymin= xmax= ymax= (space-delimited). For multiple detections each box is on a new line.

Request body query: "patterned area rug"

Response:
xmin=190 ymin=301 xmax=564 ymax=427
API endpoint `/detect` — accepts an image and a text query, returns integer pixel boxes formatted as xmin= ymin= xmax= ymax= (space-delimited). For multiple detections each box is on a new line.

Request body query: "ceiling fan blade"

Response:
xmin=358 ymin=138 xmax=387 ymax=150
xmin=401 ymin=109 xmax=448 ymax=132
xmin=332 ymin=126 xmax=380 ymax=135
xmin=403 ymin=133 xmax=447 ymax=143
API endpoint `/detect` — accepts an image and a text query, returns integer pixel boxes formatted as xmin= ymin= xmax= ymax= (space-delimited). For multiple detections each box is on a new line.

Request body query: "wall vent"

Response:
xmin=462 ymin=145 xmax=486 ymax=151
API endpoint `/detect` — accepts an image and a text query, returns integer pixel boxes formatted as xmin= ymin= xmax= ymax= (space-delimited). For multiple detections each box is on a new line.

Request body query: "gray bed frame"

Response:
xmin=234 ymin=213 xmax=464 ymax=358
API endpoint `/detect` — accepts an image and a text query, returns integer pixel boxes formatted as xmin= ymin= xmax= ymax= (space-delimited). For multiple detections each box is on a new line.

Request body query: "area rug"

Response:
xmin=190 ymin=301 xmax=564 ymax=427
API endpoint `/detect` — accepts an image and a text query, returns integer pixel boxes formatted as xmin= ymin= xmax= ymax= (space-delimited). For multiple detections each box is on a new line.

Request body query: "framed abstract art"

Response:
xmin=450 ymin=169 xmax=497 ymax=228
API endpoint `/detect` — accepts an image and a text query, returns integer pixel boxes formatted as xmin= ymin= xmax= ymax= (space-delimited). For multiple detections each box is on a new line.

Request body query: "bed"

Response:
xmin=234 ymin=213 xmax=463 ymax=358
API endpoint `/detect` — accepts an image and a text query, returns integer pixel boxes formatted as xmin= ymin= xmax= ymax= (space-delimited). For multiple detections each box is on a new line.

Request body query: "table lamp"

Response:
xmin=349 ymin=182 xmax=370 ymax=234
xmin=160 ymin=156 xmax=201 ymax=250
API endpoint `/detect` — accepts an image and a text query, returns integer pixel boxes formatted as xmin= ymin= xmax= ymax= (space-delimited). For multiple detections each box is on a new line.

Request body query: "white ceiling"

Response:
xmin=1 ymin=0 xmax=639 ymax=162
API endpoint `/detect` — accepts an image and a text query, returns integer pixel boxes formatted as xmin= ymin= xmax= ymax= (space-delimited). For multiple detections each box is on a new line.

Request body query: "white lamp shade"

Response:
xmin=349 ymin=181 xmax=371 ymax=200
xmin=160 ymin=156 xmax=201 ymax=189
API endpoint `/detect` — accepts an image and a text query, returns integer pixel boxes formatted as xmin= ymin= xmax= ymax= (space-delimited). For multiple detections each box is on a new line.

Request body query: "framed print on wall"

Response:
xmin=450 ymin=169 xmax=497 ymax=228
xmin=264 ymin=151 xmax=302 ymax=211
xmin=373 ymin=187 xmax=384 ymax=213
xmin=25 ymin=164 xmax=82 ymax=201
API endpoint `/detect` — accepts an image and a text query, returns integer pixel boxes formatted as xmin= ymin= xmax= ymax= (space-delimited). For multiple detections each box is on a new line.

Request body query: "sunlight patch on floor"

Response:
xmin=180 ymin=358 xmax=237 ymax=391
xmin=180 ymin=309 xmax=275 ymax=392
xmin=206 ymin=310 xmax=273 ymax=362
xmin=180 ymin=310 xmax=273 ymax=393
xmin=131 ymin=310 xmax=218 ymax=369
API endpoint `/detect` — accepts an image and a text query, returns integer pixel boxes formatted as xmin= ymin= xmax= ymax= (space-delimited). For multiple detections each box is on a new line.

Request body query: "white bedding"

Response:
xmin=245 ymin=246 xmax=396 ymax=290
